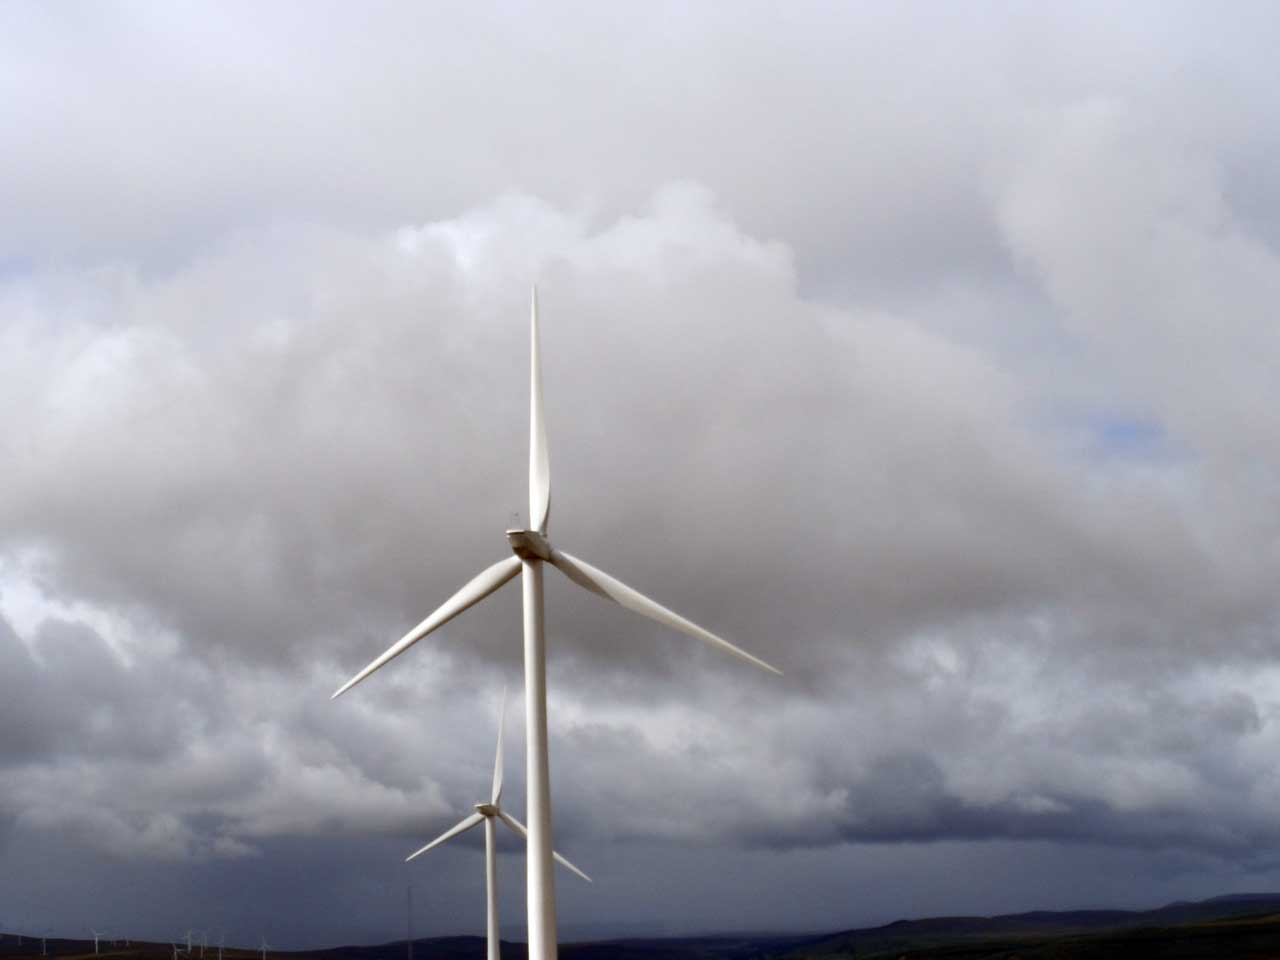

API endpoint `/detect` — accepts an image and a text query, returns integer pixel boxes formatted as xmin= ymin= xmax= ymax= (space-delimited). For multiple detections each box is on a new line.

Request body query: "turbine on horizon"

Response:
xmin=333 ymin=287 xmax=780 ymax=960
xmin=405 ymin=689 xmax=590 ymax=960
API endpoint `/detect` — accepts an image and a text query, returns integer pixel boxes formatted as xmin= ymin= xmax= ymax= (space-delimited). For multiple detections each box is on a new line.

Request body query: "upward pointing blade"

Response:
xmin=332 ymin=556 xmax=522 ymax=699
xmin=492 ymin=685 xmax=507 ymax=805
xmin=405 ymin=811 xmax=486 ymax=862
xmin=496 ymin=811 xmax=592 ymax=883
xmin=550 ymin=549 xmax=782 ymax=676
xmin=529 ymin=286 xmax=551 ymax=534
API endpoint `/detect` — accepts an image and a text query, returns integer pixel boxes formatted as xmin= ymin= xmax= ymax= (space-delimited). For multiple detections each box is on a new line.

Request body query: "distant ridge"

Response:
xmin=6 ymin=893 xmax=1280 ymax=960
xmin=788 ymin=892 xmax=1280 ymax=958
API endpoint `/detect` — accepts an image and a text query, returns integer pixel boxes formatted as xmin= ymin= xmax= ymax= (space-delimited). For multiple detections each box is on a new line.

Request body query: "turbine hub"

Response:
xmin=474 ymin=802 xmax=499 ymax=817
xmin=506 ymin=529 xmax=552 ymax=561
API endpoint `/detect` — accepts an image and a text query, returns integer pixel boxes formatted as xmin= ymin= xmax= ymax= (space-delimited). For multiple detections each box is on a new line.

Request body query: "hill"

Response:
xmin=7 ymin=893 xmax=1280 ymax=960
xmin=782 ymin=893 xmax=1280 ymax=958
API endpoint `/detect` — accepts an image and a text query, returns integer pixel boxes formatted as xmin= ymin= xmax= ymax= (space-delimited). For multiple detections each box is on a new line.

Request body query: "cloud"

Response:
xmin=3 ymin=172 xmax=1279 ymax=867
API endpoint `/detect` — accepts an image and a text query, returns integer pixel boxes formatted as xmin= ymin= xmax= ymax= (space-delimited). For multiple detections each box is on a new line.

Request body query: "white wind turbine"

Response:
xmin=333 ymin=288 xmax=780 ymax=960
xmin=405 ymin=689 xmax=590 ymax=960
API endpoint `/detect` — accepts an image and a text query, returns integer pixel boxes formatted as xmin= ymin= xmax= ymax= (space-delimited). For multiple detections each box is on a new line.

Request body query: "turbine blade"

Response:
xmin=405 ymin=811 xmax=486 ymax=862
xmin=552 ymin=849 xmax=593 ymax=884
xmin=529 ymin=286 xmax=551 ymax=534
xmin=496 ymin=811 xmax=593 ymax=883
xmin=549 ymin=549 xmax=781 ymax=676
xmin=492 ymin=686 xmax=507 ymax=805
xmin=333 ymin=557 xmax=522 ymax=699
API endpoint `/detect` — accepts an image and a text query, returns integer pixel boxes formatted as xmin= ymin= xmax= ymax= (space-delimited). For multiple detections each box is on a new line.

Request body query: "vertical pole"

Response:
xmin=522 ymin=560 xmax=557 ymax=960
xmin=484 ymin=817 xmax=499 ymax=960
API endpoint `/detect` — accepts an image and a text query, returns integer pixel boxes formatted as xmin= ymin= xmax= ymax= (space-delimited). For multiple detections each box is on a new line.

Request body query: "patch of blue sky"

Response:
xmin=1089 ymin=413 xmax=1169 ymax=459
xmin=0 ymin=255 xmax=35 ymax=282
xmin=1034 ymin=405 xmax=1184 ymax=468
xmin=1084 ymin=412 xmax=1192 ymax=471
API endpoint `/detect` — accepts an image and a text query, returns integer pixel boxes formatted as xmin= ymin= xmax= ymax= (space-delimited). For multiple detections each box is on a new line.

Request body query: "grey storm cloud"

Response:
xmin=3 ymin=0 xmax=1280 ymax=947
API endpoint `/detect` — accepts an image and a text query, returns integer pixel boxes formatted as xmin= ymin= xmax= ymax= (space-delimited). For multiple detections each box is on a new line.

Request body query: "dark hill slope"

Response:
xmin=785 ymin=895 xmax=1280 ymax=959
xmin=7 ymin=894 xmax=1280 ymax=960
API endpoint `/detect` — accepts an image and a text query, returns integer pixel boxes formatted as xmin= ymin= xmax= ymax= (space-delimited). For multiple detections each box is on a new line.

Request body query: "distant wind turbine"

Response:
xmin=260 ymin=935 xmax=270 ymax=960
xmin=333 ymin=287 xmax=780 ymax=960
xmin=405 ymin=688 xmax=590 ymax=960
xmin=89 ymin=928 xmax=102 ymax=955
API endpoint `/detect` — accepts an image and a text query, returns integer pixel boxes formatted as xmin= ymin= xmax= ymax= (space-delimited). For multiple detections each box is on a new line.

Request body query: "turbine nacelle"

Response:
xmin=506 ymin=529 xmax=552 ymax=562
xmin=474 ymin=802 xmax=500 ymax=818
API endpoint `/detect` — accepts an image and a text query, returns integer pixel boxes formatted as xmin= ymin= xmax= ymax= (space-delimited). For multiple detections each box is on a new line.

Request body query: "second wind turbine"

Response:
xmin=406 ymin=690 xmax=589 ymax=960
xmin=333 ymin=288 xmax=780 ymax=960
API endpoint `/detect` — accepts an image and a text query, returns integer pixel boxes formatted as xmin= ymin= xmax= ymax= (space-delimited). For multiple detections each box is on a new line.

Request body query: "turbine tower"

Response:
xmin=334 ymin=288 xmax=780 ymax=960
xmin=405 ymin=689 xmax=590 ymax=960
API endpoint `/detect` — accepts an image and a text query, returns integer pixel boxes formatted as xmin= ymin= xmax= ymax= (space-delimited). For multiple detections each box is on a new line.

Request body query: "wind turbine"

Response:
xmin=405 ymin=689 xmax=590 ymax=960
xmin=259 ymin=935 xmax=269 ymax=960
xmin=333 ymin=288 xmax=780 ymax=960
xmin=89 ymin=928 xmax=102 ymax=955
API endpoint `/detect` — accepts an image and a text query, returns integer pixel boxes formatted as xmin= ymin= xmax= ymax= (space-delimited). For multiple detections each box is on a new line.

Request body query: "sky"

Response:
xmin=3 ymin=0 xmax=1280 ymax=949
